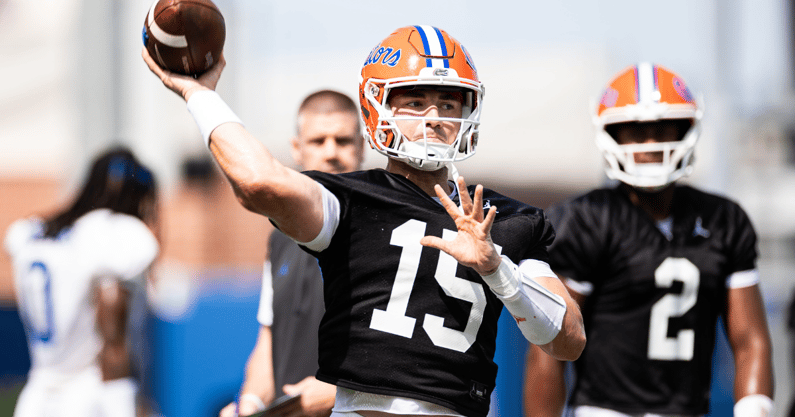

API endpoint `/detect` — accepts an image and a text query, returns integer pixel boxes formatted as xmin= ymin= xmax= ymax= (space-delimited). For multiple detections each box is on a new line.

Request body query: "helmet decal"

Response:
xmin=600 ymin=87 xmax=619 ymax=109
xmin=672 ymin=76 xmax=693 ymax=102
xmin=461 ymin=45 xmax=477 ymax=72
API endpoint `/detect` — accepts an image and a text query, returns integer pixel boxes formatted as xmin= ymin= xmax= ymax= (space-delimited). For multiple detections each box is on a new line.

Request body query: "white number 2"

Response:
xmin=369 ymin=220 xmax=495 ymax=352
xmin=647 ymin=257 xmax=700 ymax=361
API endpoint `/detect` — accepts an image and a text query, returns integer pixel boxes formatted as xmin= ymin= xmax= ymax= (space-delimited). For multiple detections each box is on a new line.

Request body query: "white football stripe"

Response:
xmin=147 ymin=0 xmax=188 ymax=48
xmin=637 ymin=62 xmax=656 ymax=103
xmin=417 ymin=25 xmax=445 ymax=68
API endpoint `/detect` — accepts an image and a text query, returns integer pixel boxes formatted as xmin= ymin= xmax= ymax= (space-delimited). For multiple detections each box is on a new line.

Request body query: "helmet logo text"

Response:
xmin=433 ymin=68 xmax=449 ymax=76
xmin=364 ymin=46 xmax=401 ymax=67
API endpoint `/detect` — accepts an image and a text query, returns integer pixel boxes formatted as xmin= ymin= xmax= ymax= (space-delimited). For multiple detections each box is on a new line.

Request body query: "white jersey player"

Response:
xmin=4 ymin=148 xmax=159 ymax=417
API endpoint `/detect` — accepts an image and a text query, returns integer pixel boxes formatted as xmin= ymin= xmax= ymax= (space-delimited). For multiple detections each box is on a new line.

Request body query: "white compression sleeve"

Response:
xmin=480 ymin=255 xmax=567 ymax=345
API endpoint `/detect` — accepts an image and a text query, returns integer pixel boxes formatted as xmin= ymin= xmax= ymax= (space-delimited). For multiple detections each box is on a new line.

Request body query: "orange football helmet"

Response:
xmin=594 ymin=62 xmax=703 ymax=190
xmin=359 ymin=25 xmax=484 ymax=171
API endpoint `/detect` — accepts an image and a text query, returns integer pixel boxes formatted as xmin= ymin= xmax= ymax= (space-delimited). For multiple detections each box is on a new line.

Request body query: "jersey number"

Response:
xmin=369 ymin=220 xmax=499 ymax=353
xmin=25 ymin=261 xmax=55 ymax=343
xmin=647 ymin=257 xmax=699 ymax=360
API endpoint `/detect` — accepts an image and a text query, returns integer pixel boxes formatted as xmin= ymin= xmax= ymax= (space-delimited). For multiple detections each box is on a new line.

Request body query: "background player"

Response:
xmin=523 ymin=63 xmax=774 ymax=417
xmin=144 ymin=25 xmax=585 ymax=417
xmin=4 ymin=147 xmax=159 ymax=417
xmin=219 ymin=90 xmax=365 ymax=417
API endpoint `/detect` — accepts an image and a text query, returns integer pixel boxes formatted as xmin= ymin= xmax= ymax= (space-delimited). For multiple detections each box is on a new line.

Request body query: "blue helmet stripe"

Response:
xmin=652 ymin=64 xmax=659 ymax=98
xmin=413 ymin=25 xmax=433 ymax=67
xmin=432 ymin=26 xmax=450 ymax=68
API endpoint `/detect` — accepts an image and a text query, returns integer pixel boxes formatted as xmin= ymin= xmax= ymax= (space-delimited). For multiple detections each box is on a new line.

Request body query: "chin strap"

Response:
xmin=448 ymin=163 xmax=464 ymax=212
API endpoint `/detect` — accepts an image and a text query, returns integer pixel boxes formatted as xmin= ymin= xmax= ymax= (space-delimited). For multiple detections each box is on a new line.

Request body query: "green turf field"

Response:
xmin=0 ymin=382 xmax=23 ymax=416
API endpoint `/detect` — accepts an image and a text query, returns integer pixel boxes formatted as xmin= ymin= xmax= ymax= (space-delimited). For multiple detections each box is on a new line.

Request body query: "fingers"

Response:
xmin=141 ymin=47 xmax=167 ymax=79
xmin=195 ymin=53 xmax=226 ymax=90
xmin=434 ymin=178 xmax=491 ymax=224
xmin=141 ymin=46 xmax=182 ymax=95
xmin=238 ymin=404 xmax=259 ymax=416
xmin=420 ymin=235 xmax=448 ymax=252
xmin=472 ymin=184 xmax=484 ymax=222
xmin=141 ymin=46 xmax=216 ymax=101
xmin=483 ymin=205 xmax=497 ymax=231
xmin=433 ymin=184 xmax=461 ymax=218
xmin=454 ymin=177 xmax=487 ymax=222
xmin=282 ymin=383 xmax=299 ymax=396
xmin=457 ymin=176 xmax=472 ymax=213
xmin=219 ymin=402 xmax=235 ymax=417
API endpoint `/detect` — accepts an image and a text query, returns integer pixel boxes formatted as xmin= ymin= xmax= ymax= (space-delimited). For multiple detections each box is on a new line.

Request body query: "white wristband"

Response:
xmin=239 ymin=393 xmax=266 ymax=412
xmin=734 ymin=394 xmax=774 ymax=417
xmin=186 ymin=90 xmax=244 ymax=147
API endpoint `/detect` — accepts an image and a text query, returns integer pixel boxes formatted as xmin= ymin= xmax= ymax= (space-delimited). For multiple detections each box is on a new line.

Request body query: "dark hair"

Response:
xmin=43 ymin=147 xmax=158 ymax=238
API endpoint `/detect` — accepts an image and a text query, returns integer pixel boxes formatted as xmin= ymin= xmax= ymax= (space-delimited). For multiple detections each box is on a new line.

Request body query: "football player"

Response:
xmin=4 ymin=148 xmax=159 ymax=417
xmin=218 ymin=90 xmax=365 ymax=417
xmin=143 ymin=25 xmax=585 ymax=417
xmin=523 ymin=63 xmax=774 ymax=417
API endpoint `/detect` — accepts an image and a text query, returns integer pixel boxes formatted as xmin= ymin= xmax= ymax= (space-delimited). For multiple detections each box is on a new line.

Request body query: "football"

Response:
xmin=142 ymin=0 xmax=225 ymax=76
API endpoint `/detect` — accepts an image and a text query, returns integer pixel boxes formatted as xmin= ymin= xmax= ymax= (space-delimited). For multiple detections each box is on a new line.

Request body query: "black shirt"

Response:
xmin=547 ymin=185 xmax=758 ymax=415
xmin=301 ymin=169 xmax=554 ymax=417
xmin=269 ymin=230 xmax=325 ymax=396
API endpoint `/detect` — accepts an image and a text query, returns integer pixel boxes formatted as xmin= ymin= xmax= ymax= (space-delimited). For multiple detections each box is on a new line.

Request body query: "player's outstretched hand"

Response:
xmin=141 ymin=46 xmax=225 ymax=102
xmin=420 ymin=176 xmax=502 ymax=276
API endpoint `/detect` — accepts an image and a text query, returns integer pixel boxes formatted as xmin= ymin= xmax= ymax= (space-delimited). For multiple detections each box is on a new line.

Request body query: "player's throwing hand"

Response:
xmin=420 ymin=176 xmax=502 ymax=277
xmin=141 ymin=47 xmax=224 ymax=101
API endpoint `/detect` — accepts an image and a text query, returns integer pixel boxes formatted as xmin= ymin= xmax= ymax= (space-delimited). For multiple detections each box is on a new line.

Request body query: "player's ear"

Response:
xmin=290 ymin=136 xmax=303 ymax=166
xmin=356 ymin=133 xmax=366 ymax=164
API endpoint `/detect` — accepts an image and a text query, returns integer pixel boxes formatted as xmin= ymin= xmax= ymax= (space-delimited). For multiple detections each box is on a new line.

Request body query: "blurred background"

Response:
xmin=1 ymin=0 xmax=793 ymax=416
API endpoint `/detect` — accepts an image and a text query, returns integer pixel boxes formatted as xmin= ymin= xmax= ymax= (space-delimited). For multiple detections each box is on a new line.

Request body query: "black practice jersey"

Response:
xmin=547 ymin=185 xmax=758 ymax=415
xmin=301 ymin=169 xmax=554 ymax=417
xmin=269 ymin=230 xmax=325 ymax=396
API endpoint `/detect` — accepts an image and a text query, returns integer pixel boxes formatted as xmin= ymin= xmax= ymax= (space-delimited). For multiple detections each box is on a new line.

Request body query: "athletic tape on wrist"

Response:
xmin=186 ymin=90 xmax=244 ymax=147
xmin=734 ymin=394 xmax=773 ymax=417
xmin=239 ymin=393 xmax=266 ymax=412
xmin=480 ymin=256 xmax=521 ymax=297
xmin=481 ymin=256 xmax=566 ymax=345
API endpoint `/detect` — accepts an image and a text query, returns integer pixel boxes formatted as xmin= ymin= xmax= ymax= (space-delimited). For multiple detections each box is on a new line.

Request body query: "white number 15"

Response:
xmin=369 ymin=219 xmax=501 ymax=353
